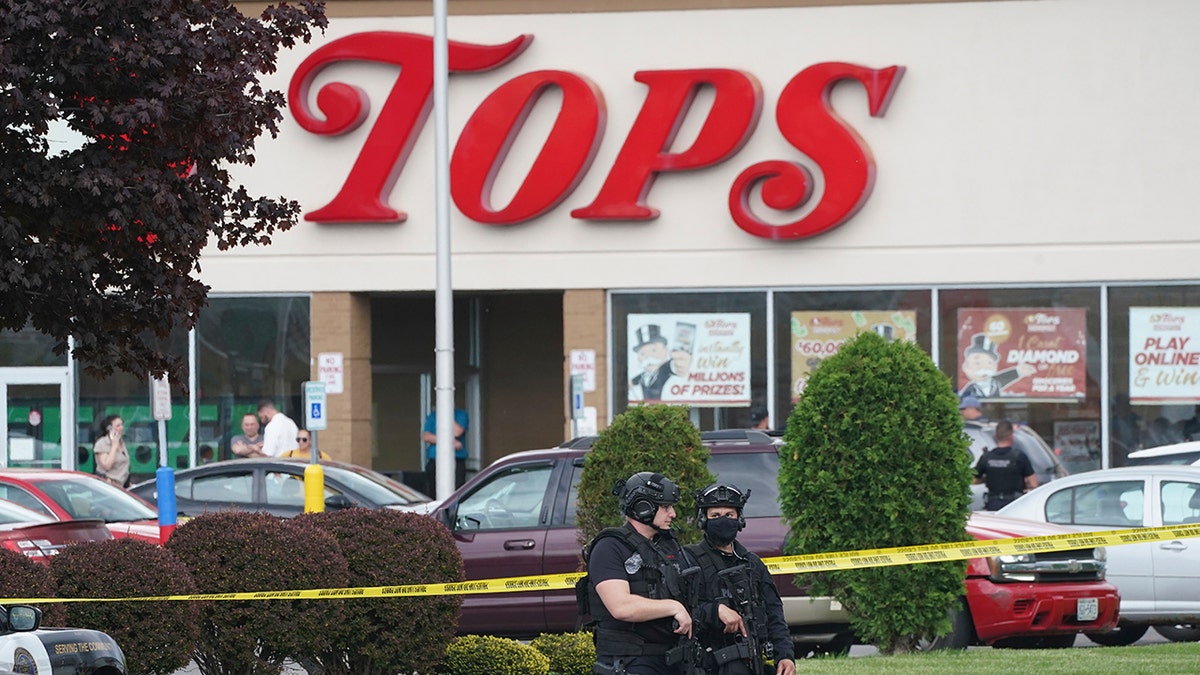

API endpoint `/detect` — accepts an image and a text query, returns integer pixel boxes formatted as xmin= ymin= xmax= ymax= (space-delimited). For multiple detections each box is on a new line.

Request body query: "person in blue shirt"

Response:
xmin=423 ymin=408 xmax=469 ymax=492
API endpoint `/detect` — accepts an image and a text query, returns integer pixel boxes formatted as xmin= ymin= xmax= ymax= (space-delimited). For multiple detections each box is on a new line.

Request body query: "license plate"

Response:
xmin=1077 ymin=597 xmax=1099 ymax=622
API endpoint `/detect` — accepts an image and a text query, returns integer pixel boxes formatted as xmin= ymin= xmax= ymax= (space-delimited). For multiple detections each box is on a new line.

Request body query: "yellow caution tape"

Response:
xmin=5 ymin=523 xmax=1198 ymax=604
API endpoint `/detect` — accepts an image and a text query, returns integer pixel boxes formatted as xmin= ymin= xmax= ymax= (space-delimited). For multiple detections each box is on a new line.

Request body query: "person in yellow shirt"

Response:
xmin=281 ymin=430 xmax=330 ymax=460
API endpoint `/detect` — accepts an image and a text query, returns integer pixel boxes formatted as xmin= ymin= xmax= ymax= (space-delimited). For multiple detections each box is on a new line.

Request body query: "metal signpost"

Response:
xmin=150 ymin=375 xmax=176 ymax=543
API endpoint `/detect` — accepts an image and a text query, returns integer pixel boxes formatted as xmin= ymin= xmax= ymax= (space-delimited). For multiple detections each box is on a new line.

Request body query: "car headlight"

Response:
xmin=989 ymin=554 xmax=1036 ymax=582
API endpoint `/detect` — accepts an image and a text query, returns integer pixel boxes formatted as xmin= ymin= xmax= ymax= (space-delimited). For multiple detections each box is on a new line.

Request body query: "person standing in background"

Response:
xmin=958 ymin=395 xmax=986 ymax=422
xmin=423 ymin=408 xmax=469 ymax=490
xmin=974 ymin=419 xmax=1037 ymax=510
xmin=94 ymin=414 xmax=131 ymax=488
xmin=257 ymin=399 xmax=299 ymax=459
xmin=230 ymin=412 xmax=266 ymax=458
xmin=282 ymin=429 xmax=330 ymax=460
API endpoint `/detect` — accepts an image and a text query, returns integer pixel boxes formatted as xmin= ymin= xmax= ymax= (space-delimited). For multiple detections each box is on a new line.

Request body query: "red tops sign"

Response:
xmin=289 ymin=32 xmax=904 ymax=240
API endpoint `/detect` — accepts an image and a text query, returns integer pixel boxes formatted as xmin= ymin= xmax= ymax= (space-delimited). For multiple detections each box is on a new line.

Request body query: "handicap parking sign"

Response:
xmin=304 ymin=382 xmax=327 ymax=431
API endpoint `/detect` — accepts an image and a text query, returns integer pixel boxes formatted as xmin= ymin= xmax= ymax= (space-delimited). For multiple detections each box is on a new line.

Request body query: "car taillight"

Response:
xmin=2 ymin=538 xmax=61 ymax=560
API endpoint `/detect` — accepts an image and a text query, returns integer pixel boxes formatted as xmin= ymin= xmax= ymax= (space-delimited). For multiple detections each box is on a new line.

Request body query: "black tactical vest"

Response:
xmin=981 ymin=445 xmax=1026 ymax=495
xmin=581 ymin=522 xmax=689 ymax=654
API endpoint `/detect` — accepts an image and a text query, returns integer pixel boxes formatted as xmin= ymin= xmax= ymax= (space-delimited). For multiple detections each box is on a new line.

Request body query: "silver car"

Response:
xmin=999 ymin=465 xmax=1200 ymax=645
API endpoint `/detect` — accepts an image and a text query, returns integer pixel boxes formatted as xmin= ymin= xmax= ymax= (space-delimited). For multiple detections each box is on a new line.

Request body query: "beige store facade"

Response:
xmin=210 ymin=0 xmax=1200 ymax=482
xmin=6 ymin=1 xmax=1197 ymax=486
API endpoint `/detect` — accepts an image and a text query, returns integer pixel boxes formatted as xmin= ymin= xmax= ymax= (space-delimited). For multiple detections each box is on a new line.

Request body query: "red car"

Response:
xmin=0 ymin=469 xmax=161 ymax=544
xmin=0 ymin=498 xmax=113 ymax=562
xmin=952 ymin=512 xmax=1120 ymax=649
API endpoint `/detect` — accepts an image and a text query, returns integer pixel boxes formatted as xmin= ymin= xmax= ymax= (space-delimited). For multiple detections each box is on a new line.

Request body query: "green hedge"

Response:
xmin=442 ymin=635 xmax=550 ymax=675
xmin=530 ymin=632 xmax=594 ymax=675
xmin=780 ymin=331 xmax=973 ymax=654
xmin=575 ymin=404 xmax=713 ymax=546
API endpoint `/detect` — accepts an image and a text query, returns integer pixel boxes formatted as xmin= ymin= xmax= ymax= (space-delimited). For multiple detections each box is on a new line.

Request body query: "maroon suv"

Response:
xmin=431 ymin=430 xmax=1117 ymax=653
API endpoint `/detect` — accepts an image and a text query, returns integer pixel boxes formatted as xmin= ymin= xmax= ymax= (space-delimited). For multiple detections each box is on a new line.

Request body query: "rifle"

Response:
xmin=716 ymin=564 xmax=773 ymax=674
xmin=664 ymin=564 xmax=705 ymax=675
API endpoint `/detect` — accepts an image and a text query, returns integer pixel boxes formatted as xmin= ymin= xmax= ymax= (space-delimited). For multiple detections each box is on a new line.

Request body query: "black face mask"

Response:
xmin=704 ymin=516 xmax=741 ymax=546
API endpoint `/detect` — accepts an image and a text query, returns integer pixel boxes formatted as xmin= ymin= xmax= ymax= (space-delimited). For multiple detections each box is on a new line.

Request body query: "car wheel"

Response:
xmin=916 ymin=599 xmax=974 ymax=651
xmin=994 ymin=634 xmax=1077 ymax=649
xmin=1155 ymin=624 xmax=1200 ymax=642
xmin=1085 ymin=624 xmax=1149 ymax=646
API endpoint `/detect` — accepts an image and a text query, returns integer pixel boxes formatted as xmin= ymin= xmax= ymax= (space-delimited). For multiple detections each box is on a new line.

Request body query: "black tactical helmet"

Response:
xmin=694 ymin=483 xmax=750 ymax=529
xmin=613 ymin=472 xmax=681 ymax=525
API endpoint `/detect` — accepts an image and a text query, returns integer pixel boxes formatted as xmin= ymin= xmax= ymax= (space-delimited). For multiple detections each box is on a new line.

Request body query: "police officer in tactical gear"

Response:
xmin=584 ymin=472 xmax=696 ymax=675
xmin=685 ymin=483 xmax=796 ymax=675
xmin=974 ymin=419 xmax=1037 ymax=510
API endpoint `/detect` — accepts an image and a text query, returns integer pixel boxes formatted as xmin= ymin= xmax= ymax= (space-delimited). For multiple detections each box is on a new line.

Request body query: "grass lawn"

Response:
xmin=797 ymin=642 xmax=1200 ymax=674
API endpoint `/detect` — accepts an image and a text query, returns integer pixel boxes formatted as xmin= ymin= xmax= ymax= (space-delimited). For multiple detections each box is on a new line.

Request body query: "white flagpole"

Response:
xmin=433 ymin=0 xmax=456 ymax=501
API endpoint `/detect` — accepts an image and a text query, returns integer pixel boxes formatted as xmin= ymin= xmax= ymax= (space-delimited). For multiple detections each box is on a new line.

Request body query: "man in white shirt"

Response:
xmin=257 ymin=399 xmax=299 ymax=458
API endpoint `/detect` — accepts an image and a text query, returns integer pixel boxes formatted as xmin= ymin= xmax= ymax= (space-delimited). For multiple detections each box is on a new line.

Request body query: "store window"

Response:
xmin=773 ymin=289 xmax=932 ymax=428
xmin=611 ymin=292 xmax=766 ymax=430
xmin=939 ymin=287 xmax=1102 ymax=473
xmin=1108 ymin=285 xmax=1200 ymax=466
xmin=196 ymin=296 xmax=310 ymax=463
xmin=0 ymin=324 xmax=66 ymax=367
xmin=78 ymin=328 xmax=189 ymax=482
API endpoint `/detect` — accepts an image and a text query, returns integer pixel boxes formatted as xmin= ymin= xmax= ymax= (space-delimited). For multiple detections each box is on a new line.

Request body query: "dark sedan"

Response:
xmin=128 ymin=458 xmax=433 ymax=518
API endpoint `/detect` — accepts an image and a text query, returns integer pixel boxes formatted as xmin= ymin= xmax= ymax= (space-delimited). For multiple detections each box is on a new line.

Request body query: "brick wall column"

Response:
xmin=563 ymin=289 xmax=608 ymax=438
xmin=310 ymin=292 xmax=373 ymax=467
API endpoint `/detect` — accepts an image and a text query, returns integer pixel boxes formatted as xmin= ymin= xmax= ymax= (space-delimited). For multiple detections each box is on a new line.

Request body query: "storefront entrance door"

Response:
xmin=0 ymin=367 xmax=75 ymax=470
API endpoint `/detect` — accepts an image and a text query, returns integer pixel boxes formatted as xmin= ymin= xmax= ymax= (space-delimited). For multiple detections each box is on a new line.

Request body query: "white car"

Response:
xmin=998 ymin=465 xmax=1200 ymax=645
xmin=0 ymin=604 xmax=126 ymax=673
xmin=1126 ymin=441 xmax=1200 ymax=467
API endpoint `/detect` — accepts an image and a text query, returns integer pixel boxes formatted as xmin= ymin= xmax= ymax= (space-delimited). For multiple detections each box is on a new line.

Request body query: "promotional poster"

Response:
xmin=627 ymin=313 xmax=751 ymax=406
xmin=956 ymin=308 xmax=1088 ymax=400
xmin=1129 ymin=307 xmax=1200 ymax=404
xmin=1053 ymin=419 xmax=1101 ymax=473
xmin=790 ymin=310 xmax=917 ymax=401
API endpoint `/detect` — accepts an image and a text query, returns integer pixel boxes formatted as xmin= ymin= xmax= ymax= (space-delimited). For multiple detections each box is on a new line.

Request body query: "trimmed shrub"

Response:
xmin=575 ymin=404 xmax=714 ymax=546
xmin=442 ymin=634 xmax=550 ymax=675
xmin=0 ymin=549 xmax=65 ymax=626
xmin=51 ymin=538 xmax=199 ymax=675
xmin=166 ymin=511 xmax=350 ymax=675
xmin=298 ymin=508 xmax=463 ymax=675
xmin=530 ymin=631 xmax=594 ymax=675
xmin=779 ymin=331 xmax=974 ymax=654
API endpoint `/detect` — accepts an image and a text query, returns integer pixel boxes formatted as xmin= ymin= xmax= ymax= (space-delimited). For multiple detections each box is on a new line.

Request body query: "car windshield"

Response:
xmin=34 ymin=477 xmax=157 ymax=522
xmin=0 ymin=499 xmax=53 ymax=525
xmin=327 ymin=465 xmax=431 ymax=506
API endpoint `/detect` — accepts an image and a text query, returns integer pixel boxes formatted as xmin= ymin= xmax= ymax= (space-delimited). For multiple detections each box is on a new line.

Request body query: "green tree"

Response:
xmin=778 ymin=331 xmax=973 ymax=654
xmin=575 ymin=404 xmax=714 ymax=547
xmin=0 ymin=0 xmax=326 ymax=380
